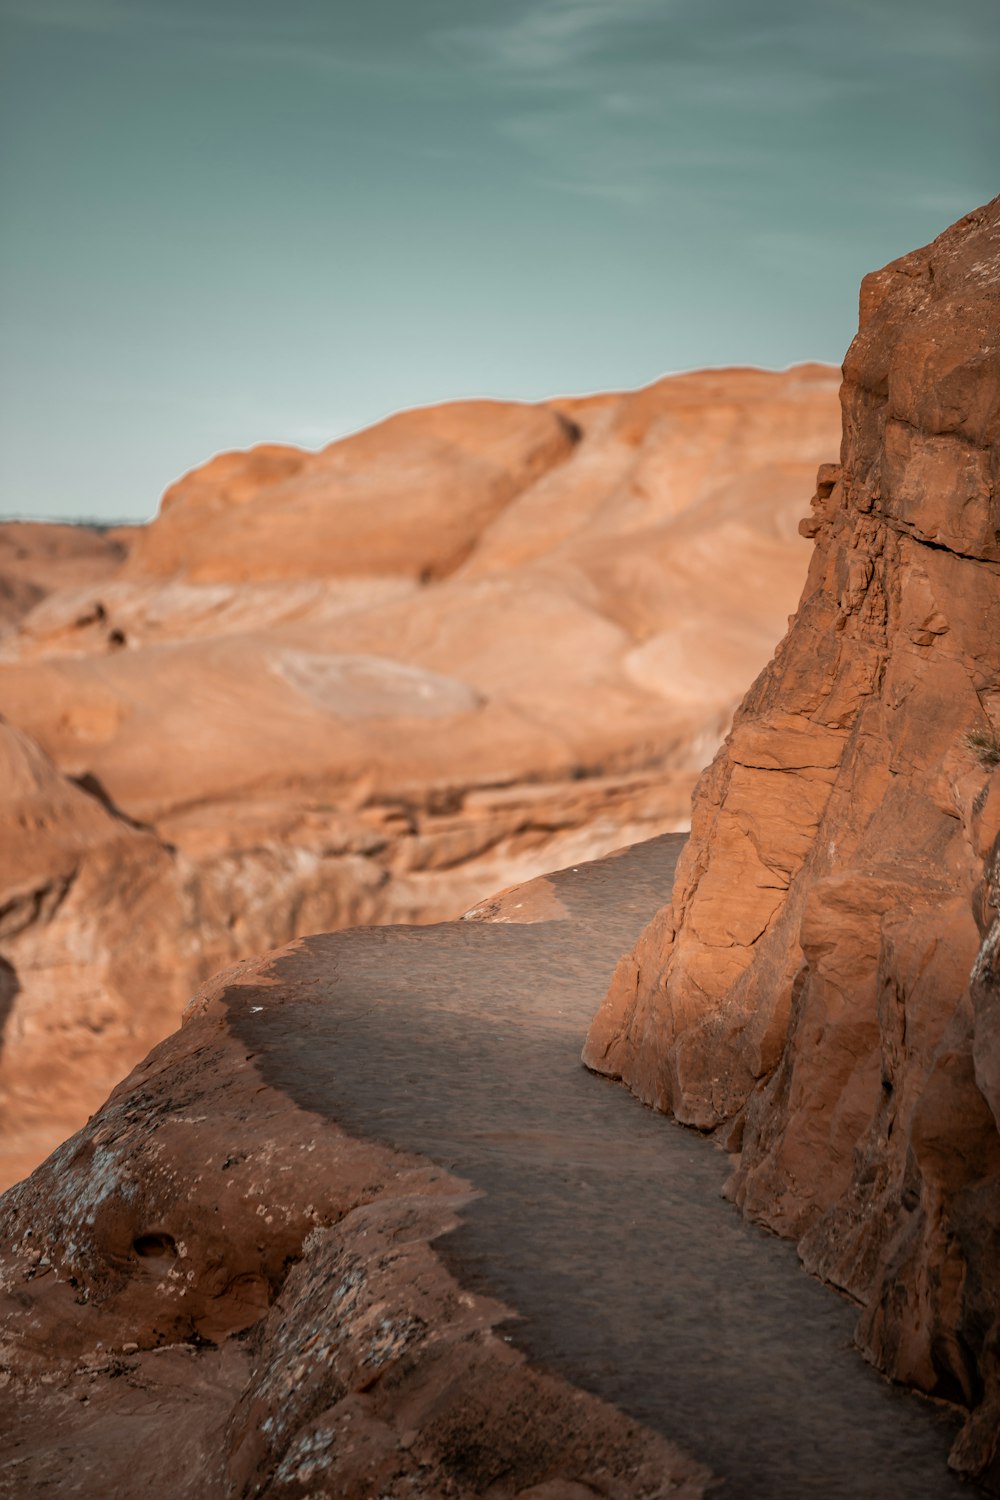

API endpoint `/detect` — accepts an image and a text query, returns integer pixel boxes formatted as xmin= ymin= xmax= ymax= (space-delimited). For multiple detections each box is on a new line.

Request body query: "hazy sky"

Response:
xmin=1 ymin=0 xmax=997 ymax=521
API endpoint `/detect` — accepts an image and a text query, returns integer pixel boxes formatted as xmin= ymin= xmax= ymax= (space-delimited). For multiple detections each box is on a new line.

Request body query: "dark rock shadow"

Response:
xmin=0 ymin=958 xmax=20 ymax=1063
xmin=69 ymin=770 xmax=173 ymax=847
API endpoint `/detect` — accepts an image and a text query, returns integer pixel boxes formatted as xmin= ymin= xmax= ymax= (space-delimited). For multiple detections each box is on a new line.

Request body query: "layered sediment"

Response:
xmin=584 ymin=198 xmax=1000 ymax=1485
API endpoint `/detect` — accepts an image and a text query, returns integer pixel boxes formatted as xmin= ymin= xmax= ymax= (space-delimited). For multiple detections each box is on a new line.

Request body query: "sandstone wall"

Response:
xmin=584 ymin=198 xmax=1000 ymax=1484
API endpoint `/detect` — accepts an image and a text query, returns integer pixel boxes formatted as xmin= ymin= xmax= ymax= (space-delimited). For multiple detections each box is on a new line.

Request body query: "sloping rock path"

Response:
xmin=233 ymin=833 xmax=969 ymax=1499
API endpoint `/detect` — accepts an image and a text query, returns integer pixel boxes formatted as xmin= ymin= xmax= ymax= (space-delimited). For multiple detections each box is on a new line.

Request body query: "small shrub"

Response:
xmin=965 ymin=728 xmax=1000 ymax=768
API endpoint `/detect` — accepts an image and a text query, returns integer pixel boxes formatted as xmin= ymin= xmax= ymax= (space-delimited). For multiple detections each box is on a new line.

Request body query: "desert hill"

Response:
xmin=0 ymin=521 xmax=126 ymax=634
xmin=0 ymin=362 xmax=839 ymax=1184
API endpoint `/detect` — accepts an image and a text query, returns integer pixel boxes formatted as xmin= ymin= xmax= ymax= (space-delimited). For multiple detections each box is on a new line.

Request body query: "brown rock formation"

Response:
xmin=0 ymin=718 xmax=189 ymax=1186
xmin=0 ymin=521 xmax=127 ymax=635
xmin=0 ymin=847 xmax=710 ymax=1500
xmin=0 ymin=836 xmax=969 ymax=1496
xmin=584 ymin=199 xmax=1000 ymax=1485
xmin=0 ymin=365 xmax=839 ymax=1186
xmin=123 ymin=403 xmax=577 ymax=583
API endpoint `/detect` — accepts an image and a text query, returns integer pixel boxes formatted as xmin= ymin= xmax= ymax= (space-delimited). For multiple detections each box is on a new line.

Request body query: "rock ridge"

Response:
xmin=0 ymin=844 xmax=711 ymax=1499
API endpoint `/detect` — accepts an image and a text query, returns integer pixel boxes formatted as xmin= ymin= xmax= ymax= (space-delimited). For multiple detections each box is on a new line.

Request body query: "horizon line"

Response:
xmin=1 ymin=355 xmax=843 ymax=528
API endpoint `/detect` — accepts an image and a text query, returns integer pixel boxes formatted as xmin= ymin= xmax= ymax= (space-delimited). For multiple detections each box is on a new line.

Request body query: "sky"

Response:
xmin=1 ymin=0 xmax=997 ymax=522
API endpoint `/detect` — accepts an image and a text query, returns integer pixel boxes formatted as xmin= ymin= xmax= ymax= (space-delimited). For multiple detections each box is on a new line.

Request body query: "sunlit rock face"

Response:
xmin=0 ymin=364 xmax=838 ymax=1185
xmin=584 ymin=197 xmax=1000 ymax=1486
xmin=0 ymin=719 xmax=190 ymax=1189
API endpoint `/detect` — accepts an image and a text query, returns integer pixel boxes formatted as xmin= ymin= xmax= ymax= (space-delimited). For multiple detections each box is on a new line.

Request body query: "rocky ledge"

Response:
xmin=0 ymin=841 xmax=710 ymax=1499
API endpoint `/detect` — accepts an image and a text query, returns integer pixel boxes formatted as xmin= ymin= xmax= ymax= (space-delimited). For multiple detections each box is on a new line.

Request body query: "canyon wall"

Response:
xmin=0 ymin=366 xmax=839 ymax=1186
xmin=584 ymin=199 xmax=1000 ymax=1484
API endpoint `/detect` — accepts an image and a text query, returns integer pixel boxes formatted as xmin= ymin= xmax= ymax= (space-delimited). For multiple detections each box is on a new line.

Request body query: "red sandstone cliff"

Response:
xmin=584 ymin=198 xmax=1000 ymax=1484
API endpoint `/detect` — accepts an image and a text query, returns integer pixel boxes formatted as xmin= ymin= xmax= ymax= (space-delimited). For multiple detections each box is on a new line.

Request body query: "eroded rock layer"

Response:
xmin=0 ymin=365 xmax=839 ymax=1185
xmin=0 ymin=522 xmax=127 ymax=635
xmin=0 ymin=719 xmax=190 ymax=1187
xmin=584 ymin=200 xmax=1000 ymax=1485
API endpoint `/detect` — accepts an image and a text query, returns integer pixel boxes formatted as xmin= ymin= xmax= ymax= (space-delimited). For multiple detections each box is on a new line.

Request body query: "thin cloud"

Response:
xmin=221 ymin=38 xmax=408 ymax=81
xmin=526 ymin=170 xmax=659 ymax=209
xmin=435 ymin=0 xmax=668 ymax=75
xmin=431 ymin=2 xmax=870 ymax=213
xmin=493 ymin=80 xmax=816 ymax=211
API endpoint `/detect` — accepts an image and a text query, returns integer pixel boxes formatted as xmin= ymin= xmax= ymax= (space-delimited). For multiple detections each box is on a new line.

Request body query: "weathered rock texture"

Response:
xmin=0 ymin=719 xmax=190 ymax=1188
xmin=0 ymin=854 xmax=709 ymax=1500
xmin=0 ymin=521 xmax=127 ymax=635
xmin=584 ymin=200 xmax=1000 ymax=1485
xmin=0 ymin=366 xmax=839 ymax=1186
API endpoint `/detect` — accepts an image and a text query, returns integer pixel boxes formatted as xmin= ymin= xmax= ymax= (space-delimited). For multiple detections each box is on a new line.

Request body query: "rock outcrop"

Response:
xmin=0 ymin=835 xmax=970 ymax=1497
xmin=0 ymin=365 xmax=839 ymax=1186
xmin=0 ymin=718 xmax=189 ymax=1187
xmin=0 ymin=848 xmax=710 ymax=1500
xmin=584 ymin=199 xmax=1000 ymax=1485
xmin=0 ymin=522 xmax=127 ymax=635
